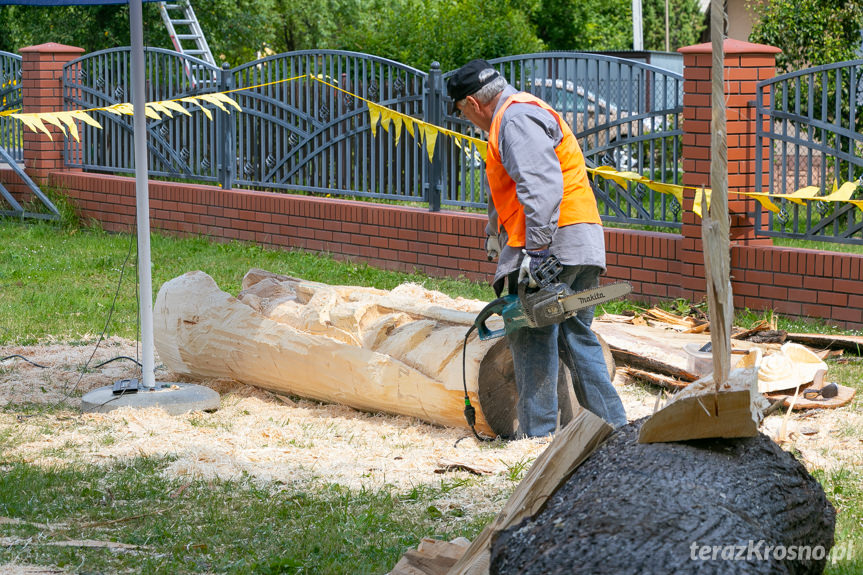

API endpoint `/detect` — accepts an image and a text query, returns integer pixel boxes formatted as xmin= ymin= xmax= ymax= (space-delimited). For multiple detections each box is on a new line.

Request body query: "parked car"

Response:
xmin=524 ymin=78 xmax=651 ymax=170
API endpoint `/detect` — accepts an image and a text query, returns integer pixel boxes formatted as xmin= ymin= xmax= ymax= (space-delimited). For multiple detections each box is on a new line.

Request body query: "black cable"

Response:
xmin=1 ymin=355 xmax=48 ymax=369
xmin=62 ymin=229 xmax=137 ymax=399
xmin=93 ymin=356 xmax=142 ymax=368
xmin=18 ymin=230 xmax=138 ymax=421
xmin=462 ymin=324 xmax=495 ymax=442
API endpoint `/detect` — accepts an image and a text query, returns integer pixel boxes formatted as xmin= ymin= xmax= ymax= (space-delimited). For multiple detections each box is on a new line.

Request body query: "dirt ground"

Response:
xmin=1 ymin=332 xmax=861 ymax=573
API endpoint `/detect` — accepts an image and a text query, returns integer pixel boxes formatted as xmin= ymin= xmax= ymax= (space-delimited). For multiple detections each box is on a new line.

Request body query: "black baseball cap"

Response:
xmin=446 ymin=59 xmax=501 ymax=114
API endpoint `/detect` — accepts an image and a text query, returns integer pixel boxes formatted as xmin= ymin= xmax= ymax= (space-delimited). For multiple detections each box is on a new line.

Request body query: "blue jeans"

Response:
xmin=507 ymin=265 xmax=628 ymax=438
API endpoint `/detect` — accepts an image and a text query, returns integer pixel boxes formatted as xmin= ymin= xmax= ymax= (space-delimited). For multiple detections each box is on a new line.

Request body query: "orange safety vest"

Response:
xmin=486 ymin=92 xmax=601 ymax=247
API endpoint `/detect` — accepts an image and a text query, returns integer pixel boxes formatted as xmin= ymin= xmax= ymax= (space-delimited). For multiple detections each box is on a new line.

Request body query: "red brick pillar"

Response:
xmin=677 ymin=39 xmax=780 ymax=301
xmin=19 ymin=43 xmax=84 ymax=185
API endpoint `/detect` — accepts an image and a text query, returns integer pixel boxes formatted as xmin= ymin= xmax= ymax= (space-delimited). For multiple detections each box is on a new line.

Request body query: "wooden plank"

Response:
xmin=786 ymin=332 xmax=863 ymax=355
xmin=638 ymin=365 xmax=761 ymax=444
xmin=446 ymin=411 xmax=613 ymax=575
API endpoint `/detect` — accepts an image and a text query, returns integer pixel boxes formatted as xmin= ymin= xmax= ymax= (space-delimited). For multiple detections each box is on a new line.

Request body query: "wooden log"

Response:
xmin=489 ymin=419 xmax=836 ymax=575
xmin=153 ymin=270 xmax=614 ymax=437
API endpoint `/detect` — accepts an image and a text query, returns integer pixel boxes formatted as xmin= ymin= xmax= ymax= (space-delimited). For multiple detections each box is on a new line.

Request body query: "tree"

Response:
xmin=641 ymin=0 xmax=706 ymax=52
xmin=0 ymin=1 xmax=276 ymax=66
xmin=527 ymin=0 xmax=632 ymax=51
xmin=747 ymin=0 xmax=863 ymax=73
xmin=335 ymin=0 xmax=545 ymax=71
xmin=0 ymin=3 xmax=166 ymax=53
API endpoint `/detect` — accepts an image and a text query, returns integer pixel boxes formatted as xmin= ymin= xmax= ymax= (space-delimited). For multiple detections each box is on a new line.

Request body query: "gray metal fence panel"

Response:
xmin=63 ymin=47 xmax=222 ymax=183
xmin=228 ymin=50 xmax=428 ymax=202
xmin=441 ymin=52 xmax=684 ymax=227
xmin=60 ymin=49 xmax=683 ymax=229
xmin=755 ymin=60 xmax=863 ymax=243
xmin=0 ymin=50 xmax=23 ymax=164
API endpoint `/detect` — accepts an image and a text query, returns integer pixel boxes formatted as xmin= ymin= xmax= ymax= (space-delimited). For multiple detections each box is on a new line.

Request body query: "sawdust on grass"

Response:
xmin=1 ymin=336 xmax=860 ymax=519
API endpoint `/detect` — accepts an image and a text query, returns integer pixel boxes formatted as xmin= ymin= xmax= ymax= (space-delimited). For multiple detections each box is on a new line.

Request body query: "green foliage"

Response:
xmin=194 ymin=0 xmax=281 ymax=65
xmin=748 ymin=0 xmax=863 ymax=73
xmin=0 ymin=3 xmax=168 ymax=54
xmin=748 ymin=1 xmax=863 ymax=190
xmin=335 ymin=0 xmax=545 ymax=71
xmin=269 ymin=0 xmax=363 ymax=54
xmin=526 ymin=0 xmax=633 ymax=51
xmin=641 ymin=0 xmax=706 ymax=52
xmin=1 ymin=0 xmax=702 ymax=71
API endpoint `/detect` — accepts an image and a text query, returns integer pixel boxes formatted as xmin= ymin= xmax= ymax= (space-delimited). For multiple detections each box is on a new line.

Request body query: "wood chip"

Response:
xmin=0 ymin=537 xmax=145 ymax=550
xmin=434 ymin=460 xmax=492 ymax=476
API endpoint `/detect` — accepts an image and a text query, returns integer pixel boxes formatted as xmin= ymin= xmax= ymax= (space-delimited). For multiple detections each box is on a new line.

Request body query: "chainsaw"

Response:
xmin=460 ymin=255 xmax=631 ymax=440
xmin=473 ymin=256 xmax=632 ymax=340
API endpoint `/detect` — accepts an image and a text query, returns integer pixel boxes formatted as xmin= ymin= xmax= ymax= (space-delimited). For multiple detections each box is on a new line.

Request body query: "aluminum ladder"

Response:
xmin=159 ymin=1 xmax=216 ymax=69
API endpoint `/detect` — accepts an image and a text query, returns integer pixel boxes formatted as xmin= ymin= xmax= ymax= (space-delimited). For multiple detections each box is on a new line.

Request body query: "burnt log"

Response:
xmin=490 ymin=420 xmax=835 ymax=575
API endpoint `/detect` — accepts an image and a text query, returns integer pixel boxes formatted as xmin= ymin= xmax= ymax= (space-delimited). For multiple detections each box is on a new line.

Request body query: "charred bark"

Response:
xmin=490 ymin=420 xmax=835 ymax=575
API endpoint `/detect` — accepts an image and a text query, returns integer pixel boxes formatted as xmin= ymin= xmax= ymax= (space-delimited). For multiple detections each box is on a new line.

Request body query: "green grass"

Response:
xmin=812 ymin=467 xmax=863 ymax=575
xmin=0 ymin=219 xmax=493 ymax=345
xmin=0 ymin=457 xmax=492 ymax=574
xmin=774 ymin=236 xmax=863 ymax=255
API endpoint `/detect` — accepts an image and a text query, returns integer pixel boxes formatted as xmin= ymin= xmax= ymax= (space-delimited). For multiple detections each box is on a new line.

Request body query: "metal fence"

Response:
xmin=227 ymin=50 xmax=429 ymax=204
xmin=62 ymin=48 xmax=684 ymax=228
xmin=755 ymin=60 xmax=863 ymax=243
xmin=1 ymin=50 xmax=23 ymax=164
xmin=64 ymin=47 xmax=224 ymax=184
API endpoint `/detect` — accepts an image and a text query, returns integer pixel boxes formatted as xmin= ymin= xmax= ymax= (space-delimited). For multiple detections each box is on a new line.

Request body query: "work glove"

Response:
xmin=485 ymin=234 xmax=501 ymax=261
xmin=518 ymin=248 xmax=551 ymax=288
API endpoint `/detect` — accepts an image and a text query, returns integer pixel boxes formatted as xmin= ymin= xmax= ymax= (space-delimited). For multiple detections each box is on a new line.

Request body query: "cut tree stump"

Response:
xmin=153 ymin=270 xmax=614 ymax=438
xmin=489 ymin=419 xmax=836 ymax=575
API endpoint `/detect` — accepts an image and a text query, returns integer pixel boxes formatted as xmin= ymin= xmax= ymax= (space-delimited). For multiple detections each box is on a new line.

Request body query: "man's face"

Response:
xmin=456 ymin=95 xmax=492 ymax=132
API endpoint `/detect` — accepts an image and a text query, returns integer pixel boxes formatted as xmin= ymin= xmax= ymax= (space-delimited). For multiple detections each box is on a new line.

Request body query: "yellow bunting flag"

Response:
xmin=743 ymin=192 xmax=781 ymax=213
xmin=693 ymin=186 xmax=712 ymax=218
xmin=823 ymin=180 xmax=859 ymax=202
xmin=404 ymin=116 xmax=415 ymax=138
xmin=159 ymin=100 xmax=193 ymax=117
xmin=70 ymin=110 xmax=103 ymax=129
xmin=422 ymin=125 xmax=438 ymax=162
xmin=391 ymin=114 xmax=403 ymax=146
xmin=15 ymin=114 xmax=53 ymax=140
xmin=8 ymin=68 xmax=863 ymax=221
xmin=368 ymin=103 xmax=381 ymax=137
xmin=103 ymin=102 xmax=135 ymax=116
xmin=197 ymin=92 xmax=242 ymax=113
xmin=180 ymin=97 xmax=212 ymax=120
xmin=643 ymin=180 xmax=685 ymax=206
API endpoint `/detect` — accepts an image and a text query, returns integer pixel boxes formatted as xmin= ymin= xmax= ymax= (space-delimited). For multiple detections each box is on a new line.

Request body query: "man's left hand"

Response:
xmin=518 ymin=248 xmax=551 ymax=288
xmin=485 ymin=235 xmax=501 ymax=261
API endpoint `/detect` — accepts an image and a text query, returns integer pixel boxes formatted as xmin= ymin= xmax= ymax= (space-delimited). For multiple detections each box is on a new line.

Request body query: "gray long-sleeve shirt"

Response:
xmin=485 ymin=85 xmax=606 ymax=284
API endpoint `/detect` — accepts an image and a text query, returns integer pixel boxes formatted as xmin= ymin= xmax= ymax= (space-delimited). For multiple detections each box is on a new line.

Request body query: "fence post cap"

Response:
xmin=678 ymin=39 xmax=782 ymax=55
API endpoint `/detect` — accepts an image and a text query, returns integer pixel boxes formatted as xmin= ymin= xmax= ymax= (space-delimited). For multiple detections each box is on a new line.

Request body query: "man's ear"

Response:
xmin=465 ymin=95 xmax=481 ymax=114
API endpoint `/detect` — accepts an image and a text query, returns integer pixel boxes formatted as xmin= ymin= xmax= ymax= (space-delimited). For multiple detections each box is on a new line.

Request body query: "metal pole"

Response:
xmin=632 ymin=0 xmax=643 ymax=51
xmin=665 ymin=0 xmax=670 ymax=52
xmin=130 ymin=0 xmax=156 ymax=390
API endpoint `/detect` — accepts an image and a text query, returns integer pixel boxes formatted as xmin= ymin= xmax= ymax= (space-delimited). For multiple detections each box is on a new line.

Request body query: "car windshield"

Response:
xmin=528 ymin=78 xmax=611 ymax=115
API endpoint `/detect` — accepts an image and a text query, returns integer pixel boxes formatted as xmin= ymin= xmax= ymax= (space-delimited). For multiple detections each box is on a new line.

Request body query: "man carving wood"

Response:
xmin=447 ymin=59 xmax=628 ymax=438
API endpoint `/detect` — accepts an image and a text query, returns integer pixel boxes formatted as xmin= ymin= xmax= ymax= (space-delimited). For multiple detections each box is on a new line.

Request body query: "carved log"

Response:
xmin=153 ymin=270 xmax=614 ymax=437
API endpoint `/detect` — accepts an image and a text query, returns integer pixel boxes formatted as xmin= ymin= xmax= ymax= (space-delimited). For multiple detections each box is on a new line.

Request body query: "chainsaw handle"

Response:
xmin=474 ymin=296 xmax=510 ymax=341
